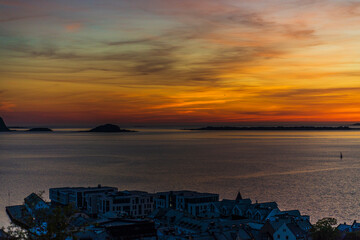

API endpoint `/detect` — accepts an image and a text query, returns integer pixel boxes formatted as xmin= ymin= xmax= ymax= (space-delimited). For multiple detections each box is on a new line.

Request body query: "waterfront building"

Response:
xmin=338 ymin=222 xmax=352 ymax=233
xmin=149 ymin=207 xmax=261 ymax=239
xmin=208 ymin=198 xmax=252 ymax=218
xmin=5 ymin=186 xmax=315 ymax=240
xmin=260 ymin=212 xmax=311 ymax=240
xmin=155 ymin=190 xmax=219 ymax=216
xmin=84 ymin=192 xmax=107 ymax=216
xmin=337 ymin=220 xmax=360 ymax=234
xmin=244 ymin=202 xmax=279 ymax=222
xmin=24 ymin=193 xmax=49 ymax=217
xmin=273 ymin=222 xmax=310 ymax=240
xmin=49 ymin=185 xmax=117 ymax=210
xmin=207 ymin=199 xmax=280 ymax=222
xmin=98 ymin=190 xmax=155 ymax=218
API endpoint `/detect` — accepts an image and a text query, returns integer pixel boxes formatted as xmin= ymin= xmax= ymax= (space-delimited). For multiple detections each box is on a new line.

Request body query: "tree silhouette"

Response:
xmin=311 ymin=217 xmax=340 ymax=240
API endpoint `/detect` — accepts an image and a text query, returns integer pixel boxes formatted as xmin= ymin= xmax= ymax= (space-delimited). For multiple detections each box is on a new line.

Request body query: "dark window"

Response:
xmin=105 ymin=201 xmax=109 ymax=212
xmin=113 ymin=198 xmax=130 ymax=204
xmin=77 ymin=192 xmax=83 ymax=208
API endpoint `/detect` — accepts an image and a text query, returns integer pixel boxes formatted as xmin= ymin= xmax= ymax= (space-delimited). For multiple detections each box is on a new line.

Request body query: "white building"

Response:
xmin=155 ymin=191 xmax=219 ymax=216
xmin=98 ymin=190 xmax=155 ymax=218
xmin=273 ymin=222 xmax=309 ymax=240
xmin=208 ymin=198 xmax=252 ymax=218
xmin=49 ymin=185 xmax=117 ymax=212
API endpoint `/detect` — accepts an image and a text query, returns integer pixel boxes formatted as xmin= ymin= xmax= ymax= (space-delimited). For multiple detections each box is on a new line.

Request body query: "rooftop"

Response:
xmin=50 ymin=185 xmax=117 ymax=191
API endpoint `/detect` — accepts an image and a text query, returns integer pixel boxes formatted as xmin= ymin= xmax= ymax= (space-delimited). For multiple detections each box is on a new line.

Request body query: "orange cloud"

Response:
xmin=65 ymin=23 xmax=82 ymax=32
xmin=0 ymin=102 xmax=16 ymax=112
xmin=3 ymin=0 xmax=360 ymax=125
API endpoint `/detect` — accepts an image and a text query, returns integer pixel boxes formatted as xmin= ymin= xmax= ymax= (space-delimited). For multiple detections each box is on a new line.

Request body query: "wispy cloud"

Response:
xmin=0 ymin=101 xmax=16 ymax=111
xmin=0 ymin=14 xmax=49 ymax=23
xmin=2 ymin=0 xmax=360 ymax=124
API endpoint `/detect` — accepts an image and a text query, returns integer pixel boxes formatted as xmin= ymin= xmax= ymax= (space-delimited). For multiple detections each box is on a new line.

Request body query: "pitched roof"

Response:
xmin=296 ymin=219 xmax=312 ymax=232
xmin=237 ymin=228 xmax=253 ymax=240
xmin=256 ymin=202 xmax=278 ymax=210
xmin=278 ymin=210 xmax=301 ymax=217
xmin=286 ymin=223 xmax=307 ymax=239
xmin=68 ymin=213 xmax=91 ymax=228
xmin=337 ymin=223 xmax=352 ymax=232
xmin=352 ymin=221 xmax=360 ymax=229
xmin=233 ymin=199 xmax=252 ymax=211
xmin=24 ymin=193 xmax=47 ymax=210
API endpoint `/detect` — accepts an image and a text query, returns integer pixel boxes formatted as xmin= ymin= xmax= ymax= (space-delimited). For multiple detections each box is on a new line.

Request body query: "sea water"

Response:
xmin=1 ymin=129 xmax=360 ymax=226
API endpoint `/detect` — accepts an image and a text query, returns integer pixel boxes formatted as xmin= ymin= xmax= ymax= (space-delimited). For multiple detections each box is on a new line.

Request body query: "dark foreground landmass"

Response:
xmin=89 ymin=124 xmax=136 ymax=132
xmin=0 ymin=117 xmax=10 ymax=132
xmin=27 ymin=128 xmax=53 ymax=132
xmin=187 ymin=126 xmax=356 ymax=131
xmin=4 ymin=186 xmax=347 ymax=240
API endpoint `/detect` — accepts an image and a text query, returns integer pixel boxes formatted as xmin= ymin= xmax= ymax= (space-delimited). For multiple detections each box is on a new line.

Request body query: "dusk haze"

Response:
xmin=2 ymin=0 xmax=360 ymax=126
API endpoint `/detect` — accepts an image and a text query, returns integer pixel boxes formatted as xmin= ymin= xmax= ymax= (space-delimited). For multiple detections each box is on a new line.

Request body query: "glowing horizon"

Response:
xmin=2 ymin=0 xmax=360 ymax=125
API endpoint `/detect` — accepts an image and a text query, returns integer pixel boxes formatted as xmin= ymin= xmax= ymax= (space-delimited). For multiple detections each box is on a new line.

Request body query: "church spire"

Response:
xmin=236 ymin=191 xmax=242 ymax=201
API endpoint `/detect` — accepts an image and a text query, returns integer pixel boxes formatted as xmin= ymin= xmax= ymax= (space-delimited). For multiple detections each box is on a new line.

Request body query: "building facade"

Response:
xmin=49 ymin=185 xmax=117 ymax=211
xmin=98 ymin=190 xmax=155 ymax=218
xmin=155 ymin=191 xmax=219 ymax=216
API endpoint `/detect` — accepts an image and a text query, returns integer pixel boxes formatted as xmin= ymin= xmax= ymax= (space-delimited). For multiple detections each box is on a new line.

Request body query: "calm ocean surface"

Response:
xmin=1 ymin=129 xmax=360 ymax=226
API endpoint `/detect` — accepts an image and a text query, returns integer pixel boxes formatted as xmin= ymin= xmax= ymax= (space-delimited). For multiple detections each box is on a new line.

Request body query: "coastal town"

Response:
xmin=4 ymin=0 xmax=360 ymax=239
xmin=2 ymin=185 xmax=358 ymax=240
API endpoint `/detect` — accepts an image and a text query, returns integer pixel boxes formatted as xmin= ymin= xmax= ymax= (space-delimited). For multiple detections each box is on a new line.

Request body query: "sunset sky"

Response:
xmin=1 ymin=0 xmax=360 ymax=126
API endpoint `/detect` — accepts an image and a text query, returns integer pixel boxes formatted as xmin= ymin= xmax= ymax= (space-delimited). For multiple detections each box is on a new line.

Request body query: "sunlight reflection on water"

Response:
xmin=1 ymin=129 xmax=360 ymax=226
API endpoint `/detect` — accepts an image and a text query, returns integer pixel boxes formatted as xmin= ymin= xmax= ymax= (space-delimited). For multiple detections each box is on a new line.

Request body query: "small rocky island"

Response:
xmin=27 ymin=128 xmax=53 ymax=132
xmin=89 ymin=124 xmax=136 ymax=132
xmin=0 ymin=117 xmax=10 ymax=132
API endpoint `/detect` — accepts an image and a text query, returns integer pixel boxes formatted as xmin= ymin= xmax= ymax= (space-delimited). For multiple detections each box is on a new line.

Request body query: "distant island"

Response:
xmin=27 ymin=128 xmax=53 ymax=132
xmin=186 ymin=126 xmax=355 ymax=131
xmin=0 ymin=117 xmax=10 ymax=132
xmin=89 ymin=124 xmax=136 ymax=132
xmin=352 ymin=123 xmax=360 ymax=126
